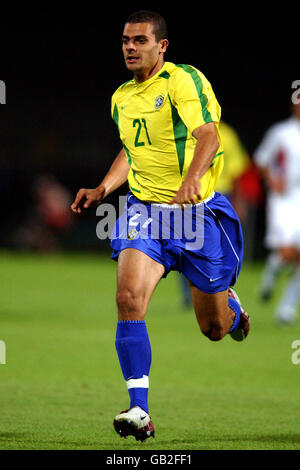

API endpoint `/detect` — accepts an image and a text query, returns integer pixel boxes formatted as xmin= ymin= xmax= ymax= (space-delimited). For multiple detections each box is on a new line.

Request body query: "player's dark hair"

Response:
xmin=126 ymin=10 xmax=168 ymax=42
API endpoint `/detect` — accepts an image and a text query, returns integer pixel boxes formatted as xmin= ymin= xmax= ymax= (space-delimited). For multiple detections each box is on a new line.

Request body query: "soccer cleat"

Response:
xmin=228 ymin=288 xmax=250 ymax=341
xmin=113 ymin=406 xmax=155 ymax=442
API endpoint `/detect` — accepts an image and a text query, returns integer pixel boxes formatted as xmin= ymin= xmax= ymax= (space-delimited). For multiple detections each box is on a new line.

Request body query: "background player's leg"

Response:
xmin=275 ymin=247 xmax=300 ymax=324
xmin=115 ymin=248 xmax=164 ymax=414
xmin=178 ymin=273 xmax=193 ymax=308
xmin=188 ymin=285 xmax=235 ymax=341
xmin=259 ymin=250 xmax=285 ymax=300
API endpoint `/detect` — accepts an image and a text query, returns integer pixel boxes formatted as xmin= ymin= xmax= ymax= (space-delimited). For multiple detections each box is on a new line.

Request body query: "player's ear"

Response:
xmin=160 ymin=39 xmax=169 ymax=53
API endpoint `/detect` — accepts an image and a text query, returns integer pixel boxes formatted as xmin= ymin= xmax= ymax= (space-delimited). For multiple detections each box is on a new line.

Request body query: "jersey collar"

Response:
xmin=133 ymin=62 xmax=170 ymax=87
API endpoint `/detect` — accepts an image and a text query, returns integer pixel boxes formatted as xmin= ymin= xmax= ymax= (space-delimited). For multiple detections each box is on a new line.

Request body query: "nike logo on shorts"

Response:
xmin=209 ymin=276 xmax=223 ymax=282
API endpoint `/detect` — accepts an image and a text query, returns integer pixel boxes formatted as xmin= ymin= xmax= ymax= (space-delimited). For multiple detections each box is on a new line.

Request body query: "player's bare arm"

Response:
xmin=168 ymin=122 xmax=219 ymax=206
xmin=71 ymin=148 xmax=130 ymax=214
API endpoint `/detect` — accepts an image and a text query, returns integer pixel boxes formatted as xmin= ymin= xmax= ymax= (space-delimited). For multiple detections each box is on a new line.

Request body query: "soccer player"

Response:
xmin=254 ymin=101 xmax=300 ymax=323
xmin=71 ymin=10 xmax=250 ymax=442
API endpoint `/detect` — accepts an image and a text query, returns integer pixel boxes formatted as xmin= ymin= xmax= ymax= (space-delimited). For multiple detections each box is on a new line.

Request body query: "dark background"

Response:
xmin=0 ymin=6 xmax=298 ymax=255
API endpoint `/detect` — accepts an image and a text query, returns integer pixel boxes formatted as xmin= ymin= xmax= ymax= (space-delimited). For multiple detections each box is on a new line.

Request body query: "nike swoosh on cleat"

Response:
xmin=140 ymin=416 xmax=147 ymax=420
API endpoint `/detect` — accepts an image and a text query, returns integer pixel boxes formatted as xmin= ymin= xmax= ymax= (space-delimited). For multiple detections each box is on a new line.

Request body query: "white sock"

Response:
xmin=260 ymin=252 xmax=284 ymax=293
xmin=276 ymin=265 xmax=300 ymax=322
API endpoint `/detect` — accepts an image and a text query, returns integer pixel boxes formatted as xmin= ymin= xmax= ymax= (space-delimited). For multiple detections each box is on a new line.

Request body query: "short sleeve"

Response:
xmin=170 ymin=65 xmax=221 ymax=134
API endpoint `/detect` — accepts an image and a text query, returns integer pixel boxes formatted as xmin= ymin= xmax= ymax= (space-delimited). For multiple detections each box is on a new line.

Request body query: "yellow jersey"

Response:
xmin=215 ymin=121 xmax=250 ymax=194
xmin=111 ymin=61 xmax=223 ymax=203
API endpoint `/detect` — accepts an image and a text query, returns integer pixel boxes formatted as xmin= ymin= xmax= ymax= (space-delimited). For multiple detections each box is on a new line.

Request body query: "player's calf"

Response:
xmin=200 ymin=321 xmax=229 ymax=341
xmin=192 ymin=289 xmax=235 ymax=341
xmin=192 ymin=288 xmax=249 ymax=342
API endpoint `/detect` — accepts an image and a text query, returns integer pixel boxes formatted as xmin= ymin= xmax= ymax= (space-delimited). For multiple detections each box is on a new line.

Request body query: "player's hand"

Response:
xmin=168 ymin=175 xmax=201 ymax=208
xmin=71 ymin=186 xmax=105 ymax=214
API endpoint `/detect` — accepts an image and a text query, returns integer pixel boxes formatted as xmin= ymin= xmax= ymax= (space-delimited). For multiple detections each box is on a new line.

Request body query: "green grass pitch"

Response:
xmin=1 ymin=251 xmax=300 ymax=450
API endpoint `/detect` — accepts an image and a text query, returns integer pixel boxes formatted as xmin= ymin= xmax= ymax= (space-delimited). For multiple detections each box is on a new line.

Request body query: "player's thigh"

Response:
xmin=267 ymin=198 xmax=299 ymax=252
xmin=187 ymin=281 xmax=231 ymax=334
xmin=116 ymin=248 xmax=165 ymax=319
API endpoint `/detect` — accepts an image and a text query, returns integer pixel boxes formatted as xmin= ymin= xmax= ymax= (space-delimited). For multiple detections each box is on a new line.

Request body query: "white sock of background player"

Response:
xmin=260 ymin=252 xmax=285 ymax=297
xmin=276 ymin=265 xmax=300 ymax=323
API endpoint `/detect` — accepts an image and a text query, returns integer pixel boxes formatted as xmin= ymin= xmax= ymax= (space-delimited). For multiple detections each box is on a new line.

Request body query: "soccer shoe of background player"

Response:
xmin=113 ymin=406 xmax=155 ymax=442
xmin=228 ymin=288 xmax=250 ymax=341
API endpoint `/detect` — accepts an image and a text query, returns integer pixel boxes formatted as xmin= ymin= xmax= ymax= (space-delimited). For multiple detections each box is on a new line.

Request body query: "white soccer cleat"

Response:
xmin=113 ymin=406 xmax=155 ymax=442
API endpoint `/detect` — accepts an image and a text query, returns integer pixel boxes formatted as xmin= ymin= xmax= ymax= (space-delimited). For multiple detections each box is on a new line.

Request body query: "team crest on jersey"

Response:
xmin=154 ymin=94 xmax=165 ymax=110
xmin=127 ymin=229 xmax=139 ymax=240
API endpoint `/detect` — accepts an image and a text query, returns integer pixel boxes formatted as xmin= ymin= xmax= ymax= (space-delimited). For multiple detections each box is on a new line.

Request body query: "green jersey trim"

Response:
xmin=176 ymin=64 xmax=212 ymax=124
xmin=112 ymin=103 xmax=133 ymax=166
xmin=168 ymin=95 xmax=187 ymax=176
xmin=210 ymin=151 xmax=224 ymax=167
xmin=123 ymin=144 xmax=132 ymax=166
xmin=128 ymin=182 xmax=141 ymax=193
xmin=159 ymin=70 xmax=171 ymax=79
xmin=121 ymin=80 xmax=134 ymax=89
xmin=112 ymin=103 xmax=119 ymax=127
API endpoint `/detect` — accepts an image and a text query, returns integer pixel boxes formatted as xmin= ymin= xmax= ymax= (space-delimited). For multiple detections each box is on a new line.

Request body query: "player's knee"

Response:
xmin=201 ymin=322 xmax=226 ymax=342
xmin=116 ymin=287 xmax=144 ymax=319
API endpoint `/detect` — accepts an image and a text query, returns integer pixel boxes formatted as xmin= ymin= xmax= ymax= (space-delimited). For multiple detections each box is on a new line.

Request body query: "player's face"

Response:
xmin=122 ymin=22 xmax=167 ymax=77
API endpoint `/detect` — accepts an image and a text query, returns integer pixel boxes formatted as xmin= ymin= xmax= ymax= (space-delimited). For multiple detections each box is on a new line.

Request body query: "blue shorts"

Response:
xmin=110 ymin=191 xmax=243 ymax=293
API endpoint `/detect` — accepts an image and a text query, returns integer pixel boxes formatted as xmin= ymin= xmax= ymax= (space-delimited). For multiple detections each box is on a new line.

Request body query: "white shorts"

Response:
xmin=265 ymin=194 xmax=300 ymax=249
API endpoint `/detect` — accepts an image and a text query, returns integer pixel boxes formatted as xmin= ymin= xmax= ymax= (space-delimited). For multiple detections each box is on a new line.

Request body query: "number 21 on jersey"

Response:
xmin=133 ymin=118 xmax=152 ymax=147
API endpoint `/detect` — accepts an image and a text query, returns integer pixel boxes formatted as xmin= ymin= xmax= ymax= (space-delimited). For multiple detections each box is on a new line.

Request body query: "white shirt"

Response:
xmin=254 ymin=117 xmax=300 ymax=203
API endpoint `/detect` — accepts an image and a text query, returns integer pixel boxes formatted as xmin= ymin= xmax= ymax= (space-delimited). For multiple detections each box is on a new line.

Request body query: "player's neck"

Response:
xmin=134 ymin=59 xmax=165 ymax=84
